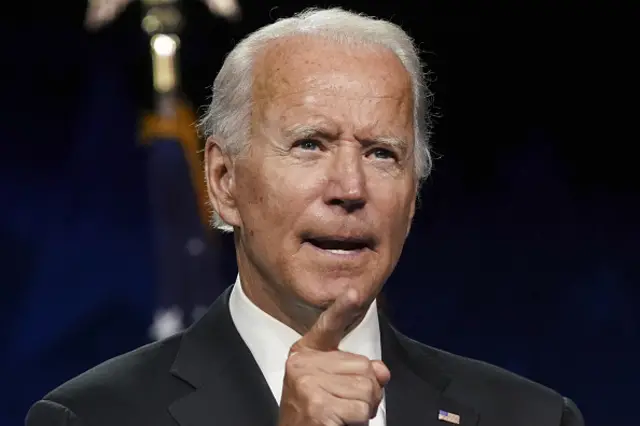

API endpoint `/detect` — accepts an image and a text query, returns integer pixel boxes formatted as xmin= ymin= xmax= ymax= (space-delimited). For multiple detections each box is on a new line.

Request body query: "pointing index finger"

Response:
xmin=296 ymin=288 xmax=363 ymax=351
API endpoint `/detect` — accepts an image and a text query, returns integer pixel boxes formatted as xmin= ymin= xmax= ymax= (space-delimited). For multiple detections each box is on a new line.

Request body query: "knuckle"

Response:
xmin=318 ymin=412 xmax=338 ymax=426
xmin=354 ymin=375 xmax=373 ymax=393
xmin=285 ymin=353 xmax=298 ymax=370
xmin=289 ymin=340 xmax=305 ymax=355
xmin=350 ymin=400 xmax=371 ymax=420
xmin=349 ymin=354 xmax=372 ymax=372
xmin=296 ymin=374 xmax=316 ymax=392
xmin=286 ymin=350 xmax=307 ymax=370
xmin=361 ymin=359 xmax=376 ymax=374
xmin=307 ymin=393 xmax=326 ymax=412
xmin=288 ymin=344 xmax=299 ymax=357
xmin=304 ymin=391 xmax=331 ymax=424
xmin=365 ymin=379 xmax=380 ymax=401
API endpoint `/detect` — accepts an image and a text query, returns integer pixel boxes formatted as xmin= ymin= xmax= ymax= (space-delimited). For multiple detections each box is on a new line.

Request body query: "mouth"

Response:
xmin=302 ymin=235 xmax=375 ymax=255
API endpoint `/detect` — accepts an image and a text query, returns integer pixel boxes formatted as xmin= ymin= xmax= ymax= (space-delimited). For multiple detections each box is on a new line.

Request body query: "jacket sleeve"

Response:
xmin=25 ymin=400 xmax=85 ymax=426
xmin=560 ymin=397 xmax=584 ymax=426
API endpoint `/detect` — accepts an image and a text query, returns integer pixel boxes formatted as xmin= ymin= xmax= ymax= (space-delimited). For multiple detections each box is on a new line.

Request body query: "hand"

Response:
xmin=278 ymin=289 xmax=391 ymax=426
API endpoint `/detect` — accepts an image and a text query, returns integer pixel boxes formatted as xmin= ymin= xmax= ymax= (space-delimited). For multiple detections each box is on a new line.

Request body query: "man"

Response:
xmin=26 ymin=8 xmax=583 ymax=426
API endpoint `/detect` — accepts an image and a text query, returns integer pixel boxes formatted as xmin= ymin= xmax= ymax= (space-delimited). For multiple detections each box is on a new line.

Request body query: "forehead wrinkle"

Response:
xmin=283 ymin=123 xmax=335 ymax=139
xmin=278 ymin=97 xmax=413 ymax=143
xmin=255 ymin=79 xmax=410 ymax=110
xmin=250 ymin=35 xmax=415 ymax=152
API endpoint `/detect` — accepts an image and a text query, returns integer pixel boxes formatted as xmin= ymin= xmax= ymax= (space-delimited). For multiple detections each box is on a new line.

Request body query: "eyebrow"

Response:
xmin=282 ymin=124 xmax=336 ymax=140
xmin=367 ymin=135 xmax=410 ymax=155
xmin=283 ymin=124 xmax=410 ymax=154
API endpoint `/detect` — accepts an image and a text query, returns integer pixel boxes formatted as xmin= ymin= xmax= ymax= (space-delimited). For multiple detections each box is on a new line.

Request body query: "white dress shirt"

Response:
xmin=229 ymin=275 xmax=387 ymax=425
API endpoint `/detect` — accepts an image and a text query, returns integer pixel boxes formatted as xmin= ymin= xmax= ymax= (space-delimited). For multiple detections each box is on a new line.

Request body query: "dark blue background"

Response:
xmin=2 ymin=2 xmax=637 ymax=426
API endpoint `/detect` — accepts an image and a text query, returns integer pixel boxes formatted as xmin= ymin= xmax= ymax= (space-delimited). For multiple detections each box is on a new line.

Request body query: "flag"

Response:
xmin=141 ymin=97 xmax=225 ymax=341
xmin=438 ymin=410 xmax=461 ymax=425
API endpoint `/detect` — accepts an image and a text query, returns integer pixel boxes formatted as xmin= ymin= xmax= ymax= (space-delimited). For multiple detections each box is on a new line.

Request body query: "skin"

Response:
xmin=205 ymin=35 xmax=418 ymax=424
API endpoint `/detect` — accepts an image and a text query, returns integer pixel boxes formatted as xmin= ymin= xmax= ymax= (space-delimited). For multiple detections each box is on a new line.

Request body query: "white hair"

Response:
xmin=198 ymin=7 xmax=433 ymax=232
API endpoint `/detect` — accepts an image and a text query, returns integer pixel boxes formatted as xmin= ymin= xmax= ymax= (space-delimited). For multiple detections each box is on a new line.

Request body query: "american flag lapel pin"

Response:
xmin=438 ymin=409 xmax=461 ymax=425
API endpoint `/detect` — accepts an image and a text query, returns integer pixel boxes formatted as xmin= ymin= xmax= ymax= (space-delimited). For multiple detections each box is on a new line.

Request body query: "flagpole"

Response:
xmin=141 ymin=0 xmax=234 ymax=341
xmin=85 ymin=0 xmax=240 ymax=342
xmin=140 ymin=0 xmax=183 ymax=341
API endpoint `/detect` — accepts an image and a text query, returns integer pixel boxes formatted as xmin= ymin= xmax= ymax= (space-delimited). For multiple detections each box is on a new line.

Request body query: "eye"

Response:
xmin=293 ymin=138 xmax=322 ymax=151
xmin=369 ymin=148 xmax=396 ymax=160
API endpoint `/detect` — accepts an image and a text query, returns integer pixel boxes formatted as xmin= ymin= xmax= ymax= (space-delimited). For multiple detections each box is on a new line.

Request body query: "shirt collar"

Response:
xmin=229 ymin=274 xmax=383 ymax=376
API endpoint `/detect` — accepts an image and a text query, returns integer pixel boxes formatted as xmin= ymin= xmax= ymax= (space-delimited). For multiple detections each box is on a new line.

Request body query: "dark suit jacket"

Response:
xmin=26 ymin=288 xmax=583 ymax=426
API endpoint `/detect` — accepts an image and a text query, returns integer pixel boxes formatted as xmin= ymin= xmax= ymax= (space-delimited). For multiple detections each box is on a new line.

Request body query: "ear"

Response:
xmin=204 ymin=137 xmax=242 ymax=228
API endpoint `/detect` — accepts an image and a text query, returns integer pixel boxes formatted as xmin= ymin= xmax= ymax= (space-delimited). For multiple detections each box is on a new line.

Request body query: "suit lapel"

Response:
xmin=168 ymin=287 xmax=279 ymax=426
xmin=167 ymin=289 xmax=478 ymax=426
xmin=381 ymin=317 xmax=479 ymax=426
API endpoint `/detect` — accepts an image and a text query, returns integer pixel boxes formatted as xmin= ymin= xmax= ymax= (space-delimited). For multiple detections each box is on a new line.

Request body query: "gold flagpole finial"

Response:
xmin=140 ymin=0 xmax=183 ymax=116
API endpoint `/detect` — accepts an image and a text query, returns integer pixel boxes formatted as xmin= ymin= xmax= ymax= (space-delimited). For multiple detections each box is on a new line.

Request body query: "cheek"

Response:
xmin=237 ymin=162 xmax=316 ymax=233
xmin=376 ymin=186 xmax=415 ymax=242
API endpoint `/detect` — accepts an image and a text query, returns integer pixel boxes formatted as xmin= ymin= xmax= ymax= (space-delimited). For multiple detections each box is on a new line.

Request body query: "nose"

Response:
xmin=323 ymin=145 xmax=366 ymax=213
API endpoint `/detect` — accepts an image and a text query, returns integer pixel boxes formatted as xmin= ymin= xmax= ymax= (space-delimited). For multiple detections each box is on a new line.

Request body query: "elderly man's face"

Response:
xmin=208 ymin=36 xmax=417 ymax=321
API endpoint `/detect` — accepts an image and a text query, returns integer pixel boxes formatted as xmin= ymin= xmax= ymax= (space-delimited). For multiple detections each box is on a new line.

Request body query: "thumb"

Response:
xmin=371 ymin=360 xmax=391 ymax=386
xmin=295 ymin=288 xmax=363 ymax=352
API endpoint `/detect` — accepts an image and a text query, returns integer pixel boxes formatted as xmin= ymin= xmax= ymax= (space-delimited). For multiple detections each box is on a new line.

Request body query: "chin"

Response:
xmin=292 ymin=272 xmax=376 ymax=309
